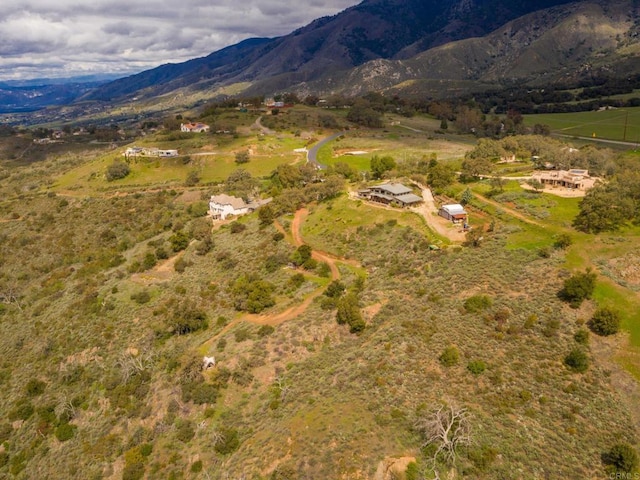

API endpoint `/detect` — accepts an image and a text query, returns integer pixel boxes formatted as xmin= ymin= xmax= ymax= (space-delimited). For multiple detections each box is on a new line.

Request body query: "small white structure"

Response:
xmin=158 ymin=149 xmax=178 ymax=157
xmin=439 ymin=204 xmax=468 ymax=223
xmin=203 ymin=356 xmax=216 ymax=369
xmin=181 ymin=122 xmax=210 ymax=133
xmin=209 ymin=194 xmax=272 ymax=220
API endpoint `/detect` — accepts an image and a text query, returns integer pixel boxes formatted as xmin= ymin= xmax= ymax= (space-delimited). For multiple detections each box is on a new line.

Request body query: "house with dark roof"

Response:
xmin=358 ymin=182 xmax=423 ymax=207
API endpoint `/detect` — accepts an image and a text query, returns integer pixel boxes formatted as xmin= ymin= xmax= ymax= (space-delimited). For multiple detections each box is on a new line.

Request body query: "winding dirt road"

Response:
xmin=201 ymin=208 xmax=360 ymax=351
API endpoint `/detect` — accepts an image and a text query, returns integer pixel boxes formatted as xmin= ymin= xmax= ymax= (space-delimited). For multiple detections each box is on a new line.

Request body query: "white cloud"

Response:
xmin=0 ymin=0 xmax=359 ymax=80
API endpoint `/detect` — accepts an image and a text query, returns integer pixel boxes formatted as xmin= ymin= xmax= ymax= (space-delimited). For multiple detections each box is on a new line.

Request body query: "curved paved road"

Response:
xmin=307 ymin=131 xmax=346 ymax=169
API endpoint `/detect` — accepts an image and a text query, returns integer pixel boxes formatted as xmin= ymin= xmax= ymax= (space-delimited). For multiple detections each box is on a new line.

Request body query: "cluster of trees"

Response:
xmin=574 ymin=163 xmax=640 ymax=233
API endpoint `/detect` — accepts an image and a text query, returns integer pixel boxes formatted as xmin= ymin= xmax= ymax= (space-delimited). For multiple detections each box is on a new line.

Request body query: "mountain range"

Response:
xmin=82 ymin=0 xmax=639 ymax=104
xmin=3 ymin=0 xmax=640 ymax=113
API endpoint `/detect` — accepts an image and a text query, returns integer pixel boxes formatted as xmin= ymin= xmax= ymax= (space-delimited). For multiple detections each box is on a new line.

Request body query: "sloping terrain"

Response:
xmin=85 ymin=0 xmax=577 ymax=102
xmin=307 ymin=0 xmax=640 ymax=96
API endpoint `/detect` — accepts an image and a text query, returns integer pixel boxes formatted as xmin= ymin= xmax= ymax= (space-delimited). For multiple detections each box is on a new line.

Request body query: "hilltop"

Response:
xmin=0 ymin=104 xmax=639 ymax=479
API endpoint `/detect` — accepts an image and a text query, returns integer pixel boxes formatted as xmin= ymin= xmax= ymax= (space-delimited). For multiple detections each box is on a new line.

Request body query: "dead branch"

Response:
xmin=414 ymin=404 xmax=472 ymax=466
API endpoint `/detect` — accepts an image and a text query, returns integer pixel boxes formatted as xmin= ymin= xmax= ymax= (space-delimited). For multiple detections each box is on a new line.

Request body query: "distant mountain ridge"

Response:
xmin=85 ymin=0 xmax=584 ymax=102
xmin=309 ymin=0 xmax=640 ymax=96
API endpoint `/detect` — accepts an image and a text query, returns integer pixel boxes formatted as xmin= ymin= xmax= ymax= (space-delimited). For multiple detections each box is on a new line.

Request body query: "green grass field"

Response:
xmin=524 ymin=107 xmax=640 ymax=143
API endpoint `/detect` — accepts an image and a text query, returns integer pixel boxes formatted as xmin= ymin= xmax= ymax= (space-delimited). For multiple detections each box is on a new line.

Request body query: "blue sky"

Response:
xmin=0 ymin=0 xmax=359 ymax=80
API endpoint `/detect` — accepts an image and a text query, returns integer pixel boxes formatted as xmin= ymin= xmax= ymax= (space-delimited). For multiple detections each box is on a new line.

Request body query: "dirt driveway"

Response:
xmin=410 ymin=185 xmax=467 ymax=243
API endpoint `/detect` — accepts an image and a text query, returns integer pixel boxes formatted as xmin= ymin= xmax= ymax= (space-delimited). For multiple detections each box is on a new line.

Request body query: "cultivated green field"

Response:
xmin=524 ymin=107 xmax=640 ymax=143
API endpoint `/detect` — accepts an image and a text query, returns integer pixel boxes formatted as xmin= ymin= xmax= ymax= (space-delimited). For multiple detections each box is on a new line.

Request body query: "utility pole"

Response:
xmin=623 ymin=111 xmax=629 ymax=142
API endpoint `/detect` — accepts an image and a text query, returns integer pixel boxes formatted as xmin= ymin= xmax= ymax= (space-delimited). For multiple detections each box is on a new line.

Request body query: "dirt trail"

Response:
xmin=201 ymin=208 xmax=361 ymax=350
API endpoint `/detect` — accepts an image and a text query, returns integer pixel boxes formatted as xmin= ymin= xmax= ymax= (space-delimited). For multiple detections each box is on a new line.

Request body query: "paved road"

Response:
xmin=307 ymin=131 xmax=346 ymax=169
xmin=554 ymin=133 xmax=640 ymax=148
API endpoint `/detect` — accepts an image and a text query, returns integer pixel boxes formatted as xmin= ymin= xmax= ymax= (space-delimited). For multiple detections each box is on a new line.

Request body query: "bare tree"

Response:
xmin=116 ymin=349 xmax=156 ymax=383
xmin=414 ymin=404 xmax=472 ymax=466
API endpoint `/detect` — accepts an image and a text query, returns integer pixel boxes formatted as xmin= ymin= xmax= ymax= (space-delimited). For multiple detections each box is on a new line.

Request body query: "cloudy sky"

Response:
xmin=0 ymin=0 xmax=360 ymax=81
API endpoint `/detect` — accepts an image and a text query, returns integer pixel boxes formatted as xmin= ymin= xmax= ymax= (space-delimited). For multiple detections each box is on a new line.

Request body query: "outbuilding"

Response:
xmin=439 ymin=204 xmax=468 ymax=223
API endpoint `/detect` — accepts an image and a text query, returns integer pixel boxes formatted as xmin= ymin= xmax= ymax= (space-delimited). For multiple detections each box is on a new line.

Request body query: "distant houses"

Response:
xmin=181 ymin=122 xmax=210 ymax=133
xmin=124 ymin=147 xmax=178 ymax=158
xmin=358 ymin=182 xmax=423 ymax=207
xmin=438 ymin=204 xmax=468 ymax=224
xmin=531 ymin=169 xmax=598 ymax=191
xmin=209 ymin=194 xmax=272 ymax=221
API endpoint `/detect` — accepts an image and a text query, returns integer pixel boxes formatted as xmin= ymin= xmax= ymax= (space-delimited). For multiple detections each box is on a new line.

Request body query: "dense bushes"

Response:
xmin=106 ymin=161 xmax=130 ymax=181
xmin=564 ymin=348 xmax=589 ymax=373
xmin=232 ymin=274 xmax=276 ymax=313
xmin=439 ymin=346 xmax=460 ymax=367
xmin=602 ymin=443 xmax=639 ymax=474
xmin=167 ymin=302 xmax=208 ymax=335
xmin=463 ymin=295 xmax=492 ymax=313
xmin=558 ymin=270 xmax=597 ymax=308
xmin=588 ymin=307 xmax=621 ymax=336
xmin=336 ymin=293 xmax=365 ymax=333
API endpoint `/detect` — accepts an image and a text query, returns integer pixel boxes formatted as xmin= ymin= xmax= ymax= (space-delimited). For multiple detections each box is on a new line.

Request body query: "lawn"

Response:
xmin=524 ymin=107 xmax=640 ymax=142
xmin=52 ymin=132 xmax=308 ymax=193
xmin=300 ymin=194 xmax=440 ymax=257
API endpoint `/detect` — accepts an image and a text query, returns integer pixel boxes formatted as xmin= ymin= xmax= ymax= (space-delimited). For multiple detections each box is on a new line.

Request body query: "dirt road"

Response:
xmin=410 ymin=185 xmax=467 ymax=243
xmin=201 ymin=208 xmax=361 ymax=350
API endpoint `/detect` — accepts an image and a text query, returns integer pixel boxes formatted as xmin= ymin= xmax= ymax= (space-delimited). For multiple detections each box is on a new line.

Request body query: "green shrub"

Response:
xmin=106 ymin=162 xmax=130 ymax=181
xmin=439 ymin=346 xmax=460 ymax=367
xmin=464 ymin=295 xmax=492 ymax=313
xmin=336 ymin=293 xmax=365 ymax=333
xmin=130 ymin=290 xmax=151 ymax=304
xmin=191 ymin=460 xmax=203 ymax=473
xmin=25 ymin=379 xmax=46 ymax=397
xmin=169 ymin=230 xmax=190 ymax=252
xmin=258 ymin=325 xmax=275 ymax=337
xmin=467 ymin=360 xmax=486 ymax=375
xmin=588 ymin=307 xmax=621 ymax=336
xmin=554 ymin=233 xmax=573 ymax=249
xmin=574 ymin=329 xmax=590 ymax=344
xmin=602 ymin=443 xmax=639 ymax=473
xmin=55 ymin=422 xmax=76 ymax=442
xmin=558 ymin=270 xmax=597 ymax=308
xmin=167 ymin=302 xmax=208 ymax=335
xmin=234 ymin=329 xmax=252 ymax=342
xmin=230 ymin=221 xmax=247 ymax=234
xmin=122 ymin=462 xmax=145 ymax=480
xmin=142 ymin=252 xmax=157 ymax=270
xmin=324 ymin=280 xmax=346 ymax=298
xmin=9 ymin=399 xmax=34 ymax=421
xmin=175 ymin=420 xmax=195 ymax=442
xmin=564 ymin=348 xmax=589 ymax=373
xmin=214 ymin=427 xmax=240 ymax=455
xmin=174 ymin=256 xmax=190 ymax=273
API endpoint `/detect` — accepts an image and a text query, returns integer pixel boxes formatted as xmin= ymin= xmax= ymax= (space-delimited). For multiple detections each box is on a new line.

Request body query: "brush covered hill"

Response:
xmin=85 ymin=0 xmax=578 ymax=102
xmin=0 ymin=153 xmax=637 ymax=478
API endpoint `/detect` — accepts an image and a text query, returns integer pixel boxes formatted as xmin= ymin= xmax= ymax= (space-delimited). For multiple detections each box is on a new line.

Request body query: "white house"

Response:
xmin=181 ymin=122 xmax=210 ymax=133
xmin=158 ymin=149 xmax=178 ymax=158
xmin=209 ymin=194 xmax=272 ymax=220
xmin=439 ymin=204 xmax=468 ymax=223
